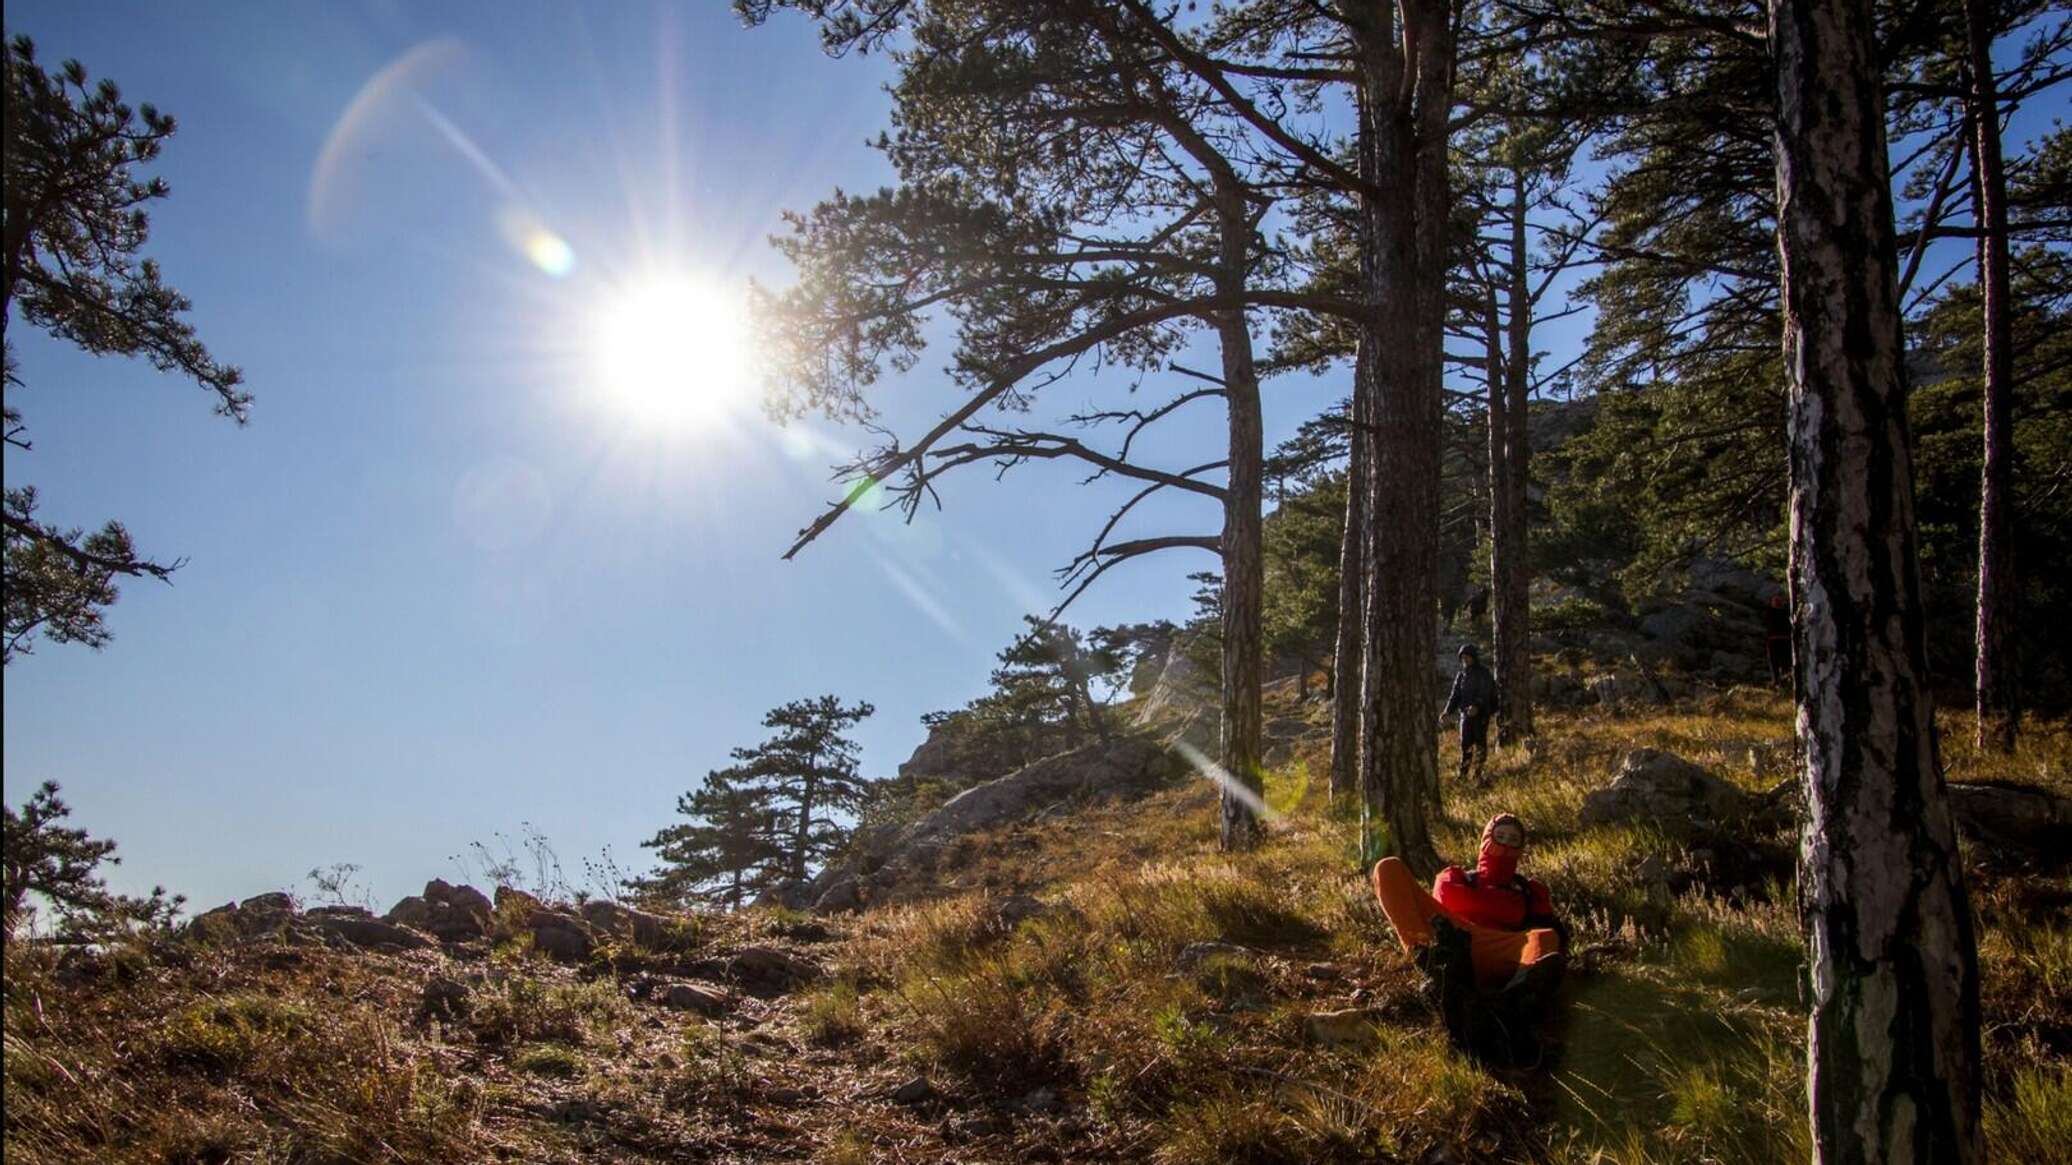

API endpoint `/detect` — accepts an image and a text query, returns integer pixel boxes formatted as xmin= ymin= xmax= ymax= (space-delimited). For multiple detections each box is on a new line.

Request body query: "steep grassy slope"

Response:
xmin=6 ymin=691 xmax=2067 ymax=1163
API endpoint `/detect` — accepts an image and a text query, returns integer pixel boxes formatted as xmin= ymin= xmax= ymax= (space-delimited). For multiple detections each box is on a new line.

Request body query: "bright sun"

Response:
xmin=590 ymin=275 xmax=754 ymax=429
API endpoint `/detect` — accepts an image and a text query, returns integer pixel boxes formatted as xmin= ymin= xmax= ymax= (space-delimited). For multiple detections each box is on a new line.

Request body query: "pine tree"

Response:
xmin=1769 ymin=0 xmax=1982 ymax=1156
xmin=2 ymin=35 xmax=246 ymax=664
xmin=626 ymin=767 xmax=786 ymax=911
xmin=3 ymin=781 xmax=182 ymax=938
xmin=734 ymin=696 xmax=878 ymax=882
xmin=992 ymin=616 xmax=1121 ymax=748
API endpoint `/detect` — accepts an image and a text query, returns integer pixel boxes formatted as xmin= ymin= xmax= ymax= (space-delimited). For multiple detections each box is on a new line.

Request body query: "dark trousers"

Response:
xmin=1458 ymin=712 xmax=1491 ymax=783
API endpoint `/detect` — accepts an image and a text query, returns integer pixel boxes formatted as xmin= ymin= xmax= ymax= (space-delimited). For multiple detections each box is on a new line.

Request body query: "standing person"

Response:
xmin=1763 ymin=593 xmax=1792 ymax=687
xmin=1443 ymin=644 xmax=1499 ymax=786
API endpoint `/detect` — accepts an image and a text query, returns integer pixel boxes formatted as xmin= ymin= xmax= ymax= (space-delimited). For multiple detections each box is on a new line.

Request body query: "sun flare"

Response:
xmin=589 ymin=275 xmax=754 ymax=429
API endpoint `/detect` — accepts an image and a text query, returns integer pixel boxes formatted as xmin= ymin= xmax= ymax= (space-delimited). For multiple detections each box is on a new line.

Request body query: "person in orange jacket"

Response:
xmin=1371 ymin=813 xmax=1567 ymax=1059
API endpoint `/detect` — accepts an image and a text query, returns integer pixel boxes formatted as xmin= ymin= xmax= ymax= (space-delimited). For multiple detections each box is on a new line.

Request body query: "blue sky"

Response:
xmin=3 ymin=2 xmax=1343 ymax=910
xmin=4 ymin=3 xmax=2049 ymax=913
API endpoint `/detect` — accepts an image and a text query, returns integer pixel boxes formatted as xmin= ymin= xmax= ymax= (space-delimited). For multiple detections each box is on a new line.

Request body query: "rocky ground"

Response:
xmin=6 ymin=686 xmax=2068 ymax=1164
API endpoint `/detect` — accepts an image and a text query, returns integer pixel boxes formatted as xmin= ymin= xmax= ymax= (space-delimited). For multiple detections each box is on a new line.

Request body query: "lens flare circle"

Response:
xmin=589 ymin=275 xmax=751 ymax=429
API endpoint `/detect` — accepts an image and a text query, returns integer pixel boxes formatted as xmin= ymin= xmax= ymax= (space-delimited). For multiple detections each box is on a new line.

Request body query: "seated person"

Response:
xmin=1371 ymin=814 xmax=1566 ymax=1057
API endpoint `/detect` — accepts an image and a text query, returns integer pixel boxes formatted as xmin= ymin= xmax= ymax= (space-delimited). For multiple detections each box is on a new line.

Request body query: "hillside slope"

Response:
xmin=7 ymin=689 xmax=2067 ymax=1164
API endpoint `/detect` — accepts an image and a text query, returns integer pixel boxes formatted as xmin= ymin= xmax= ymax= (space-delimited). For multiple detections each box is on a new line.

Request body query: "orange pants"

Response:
xmin=1371 ymin=858 xmax=1563 ymax=992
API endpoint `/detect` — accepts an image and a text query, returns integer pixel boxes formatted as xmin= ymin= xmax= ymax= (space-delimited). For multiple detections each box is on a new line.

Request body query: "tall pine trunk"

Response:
xmin=1965 ymin=0 xmax=2017 ymax=754
xmin=1216 ymin=201 xmax=1266 ymax=851
xmin=1492 ymin=169 xmax=1535 ymax=745
xmin=1348 ymin=0 xmax=1451 ymax=877
xmin=1769 ymin=1 xmax=1983 ymax=1158
xmin=1330 ymin=376 xmax=1369 ymax=803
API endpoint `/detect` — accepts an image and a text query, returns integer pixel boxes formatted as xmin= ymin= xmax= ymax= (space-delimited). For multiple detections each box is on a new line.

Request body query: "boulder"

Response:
xmin=1579 ymin=750 xmax=1753 ymax=836
xmin=306 ymin=908 xmax=433 ymax=951
xmin=421 ymin=975 xmax=472 ymax=1020
xmin=752 ymin=879 xmax=817 ymax=912
xmin=891 ymin=1075 xmax=934 ymax=1105
xmin=495 ymin=886 xmax=543 ymax=914
xmin=660 ymin=982 xmax=731 ymax=1016
xmin=812 ymin=877 xmax=866 ymax=915
xmin=729 ymin=946 xmax=820 ymax=992
xmin=580 ymin=900 xmax=690 ymax=951
xmin=1264 ymin=717 xmax=1311 ymax=740
xmin=526 ymin=909 xmax=596 ymax=961
xmin=1947 ymin=783 xmax=2072 ymax=870
xmin=386 ymin=879 xmax=492 ymax=943
xmin=241 ymin=891 xmax=297 ymax=914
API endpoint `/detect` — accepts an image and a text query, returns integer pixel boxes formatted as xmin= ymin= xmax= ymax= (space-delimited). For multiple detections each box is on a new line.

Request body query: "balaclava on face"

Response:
xmin=1477 ymin=813 xmax=1526 ymax=884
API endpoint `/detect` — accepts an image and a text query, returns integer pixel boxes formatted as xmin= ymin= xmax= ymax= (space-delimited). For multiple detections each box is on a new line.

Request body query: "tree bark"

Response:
xmin=1216 ymin=203 xmax=1266 ymax=852
xmin=1769 ymin=1 xmax=1983 ymax=1159
xmin=1964 ymin=0 xmax=2017 ymax=754
xmin=1492 ymin=168 xmax=1535 ymax=745
xmin=1330 ymin=376 xmax=1370 ymax=803
xmin=1348 ymin=0 xmax=1450 ymax=878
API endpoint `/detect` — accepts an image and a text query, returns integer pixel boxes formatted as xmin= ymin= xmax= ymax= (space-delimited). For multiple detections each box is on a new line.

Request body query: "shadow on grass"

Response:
xmin=1541 ymin=964 xmax=1806 ymax=1163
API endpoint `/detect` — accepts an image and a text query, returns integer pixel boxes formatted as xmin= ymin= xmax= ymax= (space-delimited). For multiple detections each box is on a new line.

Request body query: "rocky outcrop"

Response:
xmin=384 ymin=879 xmax=492 ymax=943
xmin=525 ymin=910 xmax=596 ymax=961
xmin=809 ymin=738 xmax=1184 ymax=912
xmin=1580 ymin=750 xmax=1756 ymax=837
xmin=580 ymin=900 xmax=692 ymax=952
xmin=184 ymin=895 xmax=434 ymax=951
xmin=305 ymin=906 xmax=434 ymax=950
xmin=1948 ymin=782 xmax=2072 ymax=870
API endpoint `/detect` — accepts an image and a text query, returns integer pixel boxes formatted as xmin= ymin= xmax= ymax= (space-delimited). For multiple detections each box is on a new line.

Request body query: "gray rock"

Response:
xmin=1303 ymin=1008 xmax=1383 ymax=1051
xmin=527 ymin=910 xmax=596 ymax=961
xmin=241 ymin=891 xmax=297 ymax=914
xmin=386 ymin=879 xmax=492 ymax=943
xmin=581 ymin=900 xmax=690 ymax=951
xmin=891 ymin=1075 xmax=934 ymax=1104
xmin=730 ymin=946 xmax=820 ymax=991
xmin=811 ymin=877 xmax=865 ymax=916
xmin=1948 ymin=783 xmax=2072 ymax=869
xmin=1175 ymin=941 xmax=1252 ymax=971
xmin=1579 ymin=749 xmax=1752 ymax=836
xmin=307 ymin=911 xmax=433 ymax=950
xmin=753 ymin=879 xmax=817 ymax=912
xmin=421 ymin=975 xmax=471 ymax=1020
xmin=660 ymin=982 xmax=731 ymax=1015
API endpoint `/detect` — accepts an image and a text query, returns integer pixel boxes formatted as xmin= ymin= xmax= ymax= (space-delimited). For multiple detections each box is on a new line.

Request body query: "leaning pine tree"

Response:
xmin=1768 ymin=0 xmax=1982 ymax=1159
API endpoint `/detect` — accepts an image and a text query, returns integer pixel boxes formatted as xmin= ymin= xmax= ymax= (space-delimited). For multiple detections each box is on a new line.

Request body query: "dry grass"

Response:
xmin=5 ymin=687 xmax=2066 ymax=1164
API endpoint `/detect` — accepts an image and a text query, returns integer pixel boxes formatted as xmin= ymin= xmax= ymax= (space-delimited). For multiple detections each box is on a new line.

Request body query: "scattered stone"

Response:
xmin=1303 ymin=1008 xmax=1383 ymax=1051
xmin=985 ymin=894 xmax=1050 ymax=932
xmin=421 ymin=975 xmax=471 ymax=1020
xmin=660 ymin=982 xmax=730 ymax=1016
xmin=1302 ymin=962 xmax=1345 ymax=981
xmin=891 ymin=1075 xmax=934 ymax=1105
xmin=730 ymin=946 xmax=820 ymax=991
xmin=1174 ymin=941 xmax=1251 ymax=971
xmin=1575 ymin=940 xmax=1637 ymax=975
xmin=1419 ymin=1144 xmax=1464 ymax=1165
xmin=241 ymin=891 xmax=297 ymax=913
xmin=1019 ymin=1085 xmax=1063 ymax=1114
xmin=1579 ymin=749 xmax=1752 ymax=836
xmin=767 ymin=1086 xmax=805 ymax=1105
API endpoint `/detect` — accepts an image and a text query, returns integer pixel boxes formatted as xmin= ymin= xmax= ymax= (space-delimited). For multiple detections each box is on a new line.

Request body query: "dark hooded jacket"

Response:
xmin=1444 ymin=659 xmax=1499 ymax=720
